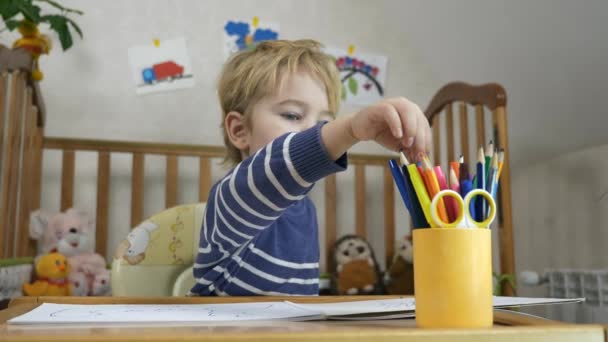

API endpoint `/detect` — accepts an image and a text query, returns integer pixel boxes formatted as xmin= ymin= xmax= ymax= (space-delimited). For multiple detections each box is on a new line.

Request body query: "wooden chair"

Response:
xmin=424 ymin=82 xmax=514 ymax=295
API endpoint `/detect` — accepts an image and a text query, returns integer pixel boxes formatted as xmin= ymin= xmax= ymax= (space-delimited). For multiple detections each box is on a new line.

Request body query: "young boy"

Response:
xmin=190 ymin=39 xmax=431 ymax=296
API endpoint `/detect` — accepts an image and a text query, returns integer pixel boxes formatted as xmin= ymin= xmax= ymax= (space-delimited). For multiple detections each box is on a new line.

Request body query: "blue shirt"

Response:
xmin=190 ymin=122 xmax=347 ymax=296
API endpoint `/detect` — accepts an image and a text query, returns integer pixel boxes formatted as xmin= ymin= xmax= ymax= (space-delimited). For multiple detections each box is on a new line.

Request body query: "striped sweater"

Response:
xmin=190 ymin=122 xmax=347 ymax=296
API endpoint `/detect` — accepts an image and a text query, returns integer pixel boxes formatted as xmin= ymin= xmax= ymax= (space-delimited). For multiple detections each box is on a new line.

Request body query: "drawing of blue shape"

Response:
xmin=142 ymin=68 xmax=155 ymax=84
xmin=224 ymin=21 xmax=250 ymax=50
xmin=253 ymin=28 xmax=278 ymax=43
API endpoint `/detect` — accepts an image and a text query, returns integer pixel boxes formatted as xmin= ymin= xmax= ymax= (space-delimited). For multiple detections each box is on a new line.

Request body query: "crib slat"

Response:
xmin=459 ymin=102 xmax=470 ymax=163
xmin=16 ymin=88 xmax=33 ymax=256
xmin=445 ymin=103 xmax=455 ymax=163
xmin=199 ymin=157 xmax=211 ymax=202
xmin=355 ymin=164 xmax=366 ymax=237
xmin=165 ymin=155 xmax=178 ymax=208
xmin=476 ymin=104 xmax=486 ymax=150
xmin=493 ymin=106 xmax=515 ymax=296
xmin=131 ymin=153 xmax=144 ymax=227
xmin=0 ymin=73 xmax=7 ymax=257
xmin=30 ymin=121 xmax=44 ymax=217
xmin=96 ymin=152 xmax=110 ymax=257
xmin=2 ymin=72 xmax=25 ymax=257
xmin=0 ymin=73 xmax=6 ymax=181
xmin=383 ymin=164 xmax=395 ymax=268
xmin=325 ymin=174 xmax=337 ymax=271
xmin=60 ymin=150 xmax=75 ymax=211
xmin=432 ymin=114 xmax=440 ymax=165
xmin=19 ymin=106 xmax=39 ymax=257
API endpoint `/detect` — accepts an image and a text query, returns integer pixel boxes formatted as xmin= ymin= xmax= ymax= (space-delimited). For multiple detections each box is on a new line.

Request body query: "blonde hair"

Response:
xmin=218 ymin=39 xmax=341 ymax=166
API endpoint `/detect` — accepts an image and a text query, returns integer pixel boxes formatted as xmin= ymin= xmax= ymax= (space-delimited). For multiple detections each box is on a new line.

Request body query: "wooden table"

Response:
xmin=0 ymin=296 xmax=604 ymax=342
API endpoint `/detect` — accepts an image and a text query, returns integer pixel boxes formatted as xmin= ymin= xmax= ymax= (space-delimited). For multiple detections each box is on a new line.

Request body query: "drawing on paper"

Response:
xmin=324 ymin=45 xmax=388 ymax=106
xmin=223 ymin=16 xmax=279 ymax=57
xmin=128 ymin=37 xmax=195 ymax=95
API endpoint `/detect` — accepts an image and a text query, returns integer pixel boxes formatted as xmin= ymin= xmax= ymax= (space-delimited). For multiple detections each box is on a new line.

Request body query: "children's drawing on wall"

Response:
xmin=325 ymin=45 xmax=388 ymax=106
xmin=223 ymin=16 xmax=279 ymax=58
xmin=128 ymin=37 xmax=195 ymax=95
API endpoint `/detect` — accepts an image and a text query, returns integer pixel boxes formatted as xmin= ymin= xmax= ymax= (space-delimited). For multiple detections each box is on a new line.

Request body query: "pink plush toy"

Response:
xmin=29 ymin=208 xmax=110 ymax=296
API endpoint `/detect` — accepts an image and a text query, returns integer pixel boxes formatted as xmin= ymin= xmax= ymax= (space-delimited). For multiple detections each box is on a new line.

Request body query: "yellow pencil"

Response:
xmin=497 ymin=149 xmax=505 ymax=179
xmin=406 ymin=163 xmax=436 ymax=227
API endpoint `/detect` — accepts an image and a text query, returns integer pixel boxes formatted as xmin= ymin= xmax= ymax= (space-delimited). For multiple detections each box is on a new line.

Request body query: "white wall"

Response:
xmin=513 ymin=144 xmax=608 ymax=295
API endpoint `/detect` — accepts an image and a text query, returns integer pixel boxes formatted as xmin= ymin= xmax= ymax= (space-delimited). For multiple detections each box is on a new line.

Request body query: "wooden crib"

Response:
xmin=0 ymin=47 xmax=515 ymax=295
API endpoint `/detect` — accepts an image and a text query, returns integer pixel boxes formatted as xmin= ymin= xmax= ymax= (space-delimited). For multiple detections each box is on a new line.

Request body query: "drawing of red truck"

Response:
xmin=142 ymin=61 xmax=184 ymax=84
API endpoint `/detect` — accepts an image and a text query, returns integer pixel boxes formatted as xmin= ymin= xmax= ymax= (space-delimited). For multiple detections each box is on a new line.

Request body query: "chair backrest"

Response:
xmin=424 ymin=82 xmax=514 ymax=295
xmin=110 ymin=203 xmax=205 ymax=296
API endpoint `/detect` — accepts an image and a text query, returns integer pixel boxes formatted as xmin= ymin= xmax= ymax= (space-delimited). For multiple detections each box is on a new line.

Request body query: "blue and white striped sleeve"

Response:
xmin=205 ymin=121 xmax=347 ymax=253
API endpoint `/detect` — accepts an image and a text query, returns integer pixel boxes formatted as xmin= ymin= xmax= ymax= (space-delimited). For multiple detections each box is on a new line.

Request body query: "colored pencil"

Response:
xmin=399 ymin=152 xmax=429 ymax=228
xmin=475 ymin=147 xmax=485 ymax=221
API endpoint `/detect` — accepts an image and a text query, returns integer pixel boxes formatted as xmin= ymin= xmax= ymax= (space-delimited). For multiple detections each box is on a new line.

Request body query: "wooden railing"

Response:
xmin=32 ymin=137 xmax=397 ymax=272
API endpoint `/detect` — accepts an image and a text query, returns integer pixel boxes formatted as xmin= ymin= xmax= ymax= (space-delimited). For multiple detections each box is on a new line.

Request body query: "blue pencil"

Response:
xmin=388 ymin=159 xmax=412 ymax=213
xmin=461 ymin=179 xmax=475 ymax=220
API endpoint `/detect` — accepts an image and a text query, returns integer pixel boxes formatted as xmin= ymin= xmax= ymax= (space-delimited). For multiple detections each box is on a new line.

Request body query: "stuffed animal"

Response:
xmin=331 ymin=235 xmax=383 ymax=295
xmin=23 ymin=252 xmax=70 ymax=296
xmin=384 ymin=234 xmax=415 ymax=295
xmin=12 ymin=20 xmax=52 ymax=81
xmin=113 ymin=221 xmax=159 ymax=265
xmin=30 ymin=208 xmax=109 ymax=296
xmin=68 ymin=271 xmax=88 ymax=296
xmin=91 ymin=272 xmax=112 ymax=296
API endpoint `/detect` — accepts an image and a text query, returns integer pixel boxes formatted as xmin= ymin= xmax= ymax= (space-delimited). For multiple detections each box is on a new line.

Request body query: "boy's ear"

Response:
xmin=225 ymin=111 xmax=250 ymax=151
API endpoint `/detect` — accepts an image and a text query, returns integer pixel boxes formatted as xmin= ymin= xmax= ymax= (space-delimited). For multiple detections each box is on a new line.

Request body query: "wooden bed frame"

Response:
xmin=0 ymin=47 xmax=514 ymax=294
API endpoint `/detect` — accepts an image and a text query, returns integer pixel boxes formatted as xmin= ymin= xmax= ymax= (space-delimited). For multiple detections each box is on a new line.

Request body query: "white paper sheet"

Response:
xmin=293 ymin=298 xmax=416 ymax=316
xmin=7 ymin=296 xmax=584 ymax=324
xmin=294 ymin=296 xmax=584 ymax=320
xmin=493 ymin=296 xmax=584 ymax=308
xmin=7 ymin=302 xmax=323 ymax=325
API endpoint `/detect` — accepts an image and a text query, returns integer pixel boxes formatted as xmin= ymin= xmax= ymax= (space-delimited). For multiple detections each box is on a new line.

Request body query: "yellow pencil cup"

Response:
xmin=413 ymin=228 xmax=493 ymax=328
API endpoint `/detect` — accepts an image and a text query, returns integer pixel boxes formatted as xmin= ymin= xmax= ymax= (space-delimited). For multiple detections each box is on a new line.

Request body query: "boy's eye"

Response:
xmin=280 ymin=112 xmax=302 ymax=121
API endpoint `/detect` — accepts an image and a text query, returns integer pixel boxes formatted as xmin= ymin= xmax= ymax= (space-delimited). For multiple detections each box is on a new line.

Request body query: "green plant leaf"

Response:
xmin=341 ymin=83 xmax=346 ymax=101
xmin=5 ymin=19 xmax=21 ymax=31
xmin=66 ymin=17 xmax=82 ymax=38
xmin=17 ymin=2 xmax=41 ymax=23
xmin=0 ymin=0 xmax=20 ymax=21
xmin=35 ymin=0 xmax=84 ymax=15
xmin=41 ymin=14 xmax=72 ymax=50
xmin=348 ymin=76 xmax=358 ymax=96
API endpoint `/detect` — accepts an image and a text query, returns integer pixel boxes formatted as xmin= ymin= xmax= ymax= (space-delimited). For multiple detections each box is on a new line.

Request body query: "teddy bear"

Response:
xmin=113 ymin=221 xmax=159 ymax=265
xmin=384 ymin=234 xmax=415 ymax=295
xmin=23 ymin=252 xmax=71 ymax=296
xmin=29 ymin=208 xmax=110 ymax=296
xmin=331 ymin=235 xmax=383 ymax=295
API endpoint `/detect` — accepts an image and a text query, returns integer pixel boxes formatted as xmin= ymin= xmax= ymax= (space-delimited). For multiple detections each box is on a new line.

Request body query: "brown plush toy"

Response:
xmin=331 ymin=235 xmax=383 ymax=295
xmin=384 ymin=234 xmax=415 ymax=295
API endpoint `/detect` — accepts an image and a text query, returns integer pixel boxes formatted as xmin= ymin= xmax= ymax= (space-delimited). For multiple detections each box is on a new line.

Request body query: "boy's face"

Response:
xmin=228 ymin=70 xmax=332 ymax=159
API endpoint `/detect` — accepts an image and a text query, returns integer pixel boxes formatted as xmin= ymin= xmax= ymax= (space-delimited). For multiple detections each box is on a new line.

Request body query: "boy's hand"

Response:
xmin=349 ymin=97 xmax=432 ymax=153
xmin=321 ymin=97 xmax=432 ymax=160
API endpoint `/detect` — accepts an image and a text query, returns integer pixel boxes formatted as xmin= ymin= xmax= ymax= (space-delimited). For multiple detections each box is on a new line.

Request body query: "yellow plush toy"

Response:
xmin=23 ymin=252 xmax=71 ymax=296
xmin=12 ymin=20 xmax=52 ymax=81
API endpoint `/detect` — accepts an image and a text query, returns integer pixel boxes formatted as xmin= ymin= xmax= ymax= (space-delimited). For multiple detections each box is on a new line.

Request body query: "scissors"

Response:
xmin=430 ymin=189 xmax=496 ymax=228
